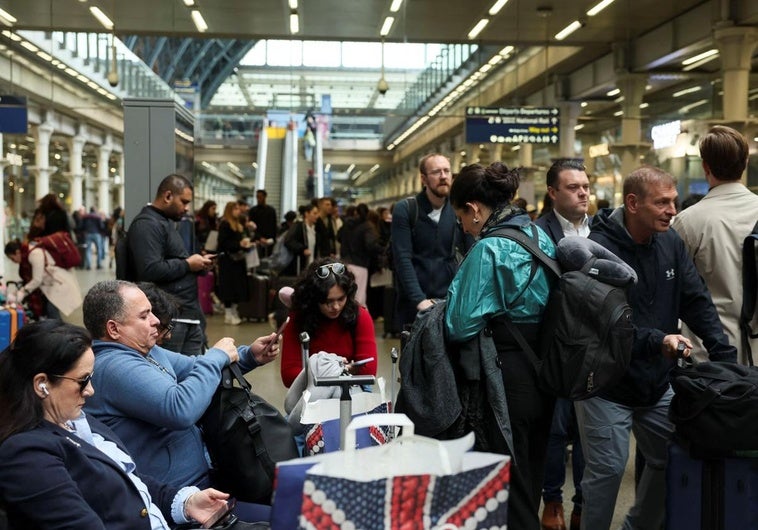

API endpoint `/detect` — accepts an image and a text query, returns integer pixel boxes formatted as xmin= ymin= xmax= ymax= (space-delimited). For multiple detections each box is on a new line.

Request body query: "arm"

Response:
xmin=284 ymin=222 xmax=306 ymax=255
xmin=280 ymin=312 xmax=304 ymax=387
xmin=99 ymin=347 xmax=229 ymax=429
xmin=391 ymin=199 xmax=426 ymax=306
xmin=0 ymin=436 xmax=108 ymax=529
xmin=129 ymin=218 xmax=192 ymax=283
xmin=217 ymin=222 xmax=243 ymax=254
xmin=22 ymin=248 xmax=47 ymax=293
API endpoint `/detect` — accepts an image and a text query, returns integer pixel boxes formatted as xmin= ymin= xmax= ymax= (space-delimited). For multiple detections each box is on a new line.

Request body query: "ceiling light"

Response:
xmin=191 ymin=10 xmax=208 ymax=32
xmin=182 ymin=0 xmax=195 ymax=5
xmin=682 ymin=49 xmax=718 ymax=66
xmin=639 ymin=102 xmax=649 ymax=109
xmin=488 ymin=0 xmax=509 ymax=16
xmin=586 ymin=0 xmax=615 ymax=17
xmin=389 ymin=0 xmax=403 ymax=13
xmin=380 ymin=16 xmax=394 ymax=36
xmin=468 ymin=18 xmax=489 ymax=39
xmin=0 ymin=7 xmax=18 ymax=26
xmin=606 ymin=88 xmax=620 ymax=96
xmin=89 ymin=6 xmax=114 ymax=30
xmin=499 ymin=45 xmax=514 ymax=56
xmin=289 ymin=12 xmax=299 ymax=33
xmin=574 ymin=124 xmax=585 ymax=131
xmin=613 ymin=110 xmax=623 ymax=116
xmin=369 ymin=164 xmax=380 ymax=173
xmin=346 ymin=164 xmax=355 ymax=173
xmin=580 ymin=101 xmax=588 ymax=107
xmin=288 ymin=0 xmax=298 ymax=8
xmin=555 ymin=20 xmax=581 ymax=41
xmin=679 ymin=99 xmax=708 ymax=114
xmin=682 ymin=54 xmax=719 ymax=72
xmin=673 ymin=86 xmax=701 ymax=98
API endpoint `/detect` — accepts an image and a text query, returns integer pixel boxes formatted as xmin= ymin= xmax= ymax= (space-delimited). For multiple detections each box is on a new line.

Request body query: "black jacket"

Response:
xmin=589 ymin=207 xmax=736 ymax=406
xmin=127 ymin=205 xmax=203 ymax=321
xmin=339 ymin=218 xmax=384 ymax=271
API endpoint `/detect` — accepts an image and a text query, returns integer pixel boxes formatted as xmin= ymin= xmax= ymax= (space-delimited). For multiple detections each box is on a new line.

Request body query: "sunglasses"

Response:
xmin=315 ymin=262 xmax=346 ymax=279
xmin=52 ymin=372 xmax=94 ymax=393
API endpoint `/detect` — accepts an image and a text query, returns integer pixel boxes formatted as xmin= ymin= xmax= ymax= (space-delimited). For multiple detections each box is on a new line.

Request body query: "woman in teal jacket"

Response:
xmin=445 ymin=161 xmax=555 ymax=530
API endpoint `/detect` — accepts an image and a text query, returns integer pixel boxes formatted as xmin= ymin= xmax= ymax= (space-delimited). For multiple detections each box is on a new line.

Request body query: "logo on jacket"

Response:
xmin=665 ymin=268 xmax=675 ymax=280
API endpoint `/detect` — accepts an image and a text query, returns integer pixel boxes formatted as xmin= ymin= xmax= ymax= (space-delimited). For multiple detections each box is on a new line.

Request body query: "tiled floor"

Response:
xmin=2 ymin=260 xmax=636 ymax=528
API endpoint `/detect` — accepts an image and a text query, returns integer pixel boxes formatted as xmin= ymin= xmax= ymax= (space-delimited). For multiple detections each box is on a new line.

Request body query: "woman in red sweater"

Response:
xmin=280 ymin=257 xmax=378 ymax=387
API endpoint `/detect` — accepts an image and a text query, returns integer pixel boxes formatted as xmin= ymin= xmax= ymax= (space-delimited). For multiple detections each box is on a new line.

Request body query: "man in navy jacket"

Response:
xmin=578 ymin=166 xmax=736 ymax=530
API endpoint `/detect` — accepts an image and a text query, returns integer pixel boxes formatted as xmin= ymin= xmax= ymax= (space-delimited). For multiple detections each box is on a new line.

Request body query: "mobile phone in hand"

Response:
xmin=202 ymin=498 xmax=236 ymax=529
xmin=260 ymin=317 xmax=289 ymax=356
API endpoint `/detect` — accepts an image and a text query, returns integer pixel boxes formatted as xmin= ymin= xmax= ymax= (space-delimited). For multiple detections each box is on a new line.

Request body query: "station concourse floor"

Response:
xmin=7 ymin=262 xmax=637 ymax=528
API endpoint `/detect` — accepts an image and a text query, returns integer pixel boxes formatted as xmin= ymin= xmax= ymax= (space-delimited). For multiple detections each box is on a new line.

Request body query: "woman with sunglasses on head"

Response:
xmin=280 ymin=257 xmax=378 ymax=387
xmin=0 ymin=320 xmax=236 ymax=529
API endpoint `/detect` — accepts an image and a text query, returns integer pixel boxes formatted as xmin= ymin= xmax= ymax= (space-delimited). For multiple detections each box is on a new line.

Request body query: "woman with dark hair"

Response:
xmin=445 ymin=161 xmax=556 ymax=530
xmin=195 ymin=200 xmax=219 ymax=251
xmin=0 ymin=320 xmax=235 ymax=529
xmin=217 ymin=201 xmax=253 ymax=325
xmin=33 ymin=193 xmax=72 ymax=237
xmin=339 ymin=203 xmax=384 ymax=306
xmin=279 ymin=257 xmax=378 ymax=387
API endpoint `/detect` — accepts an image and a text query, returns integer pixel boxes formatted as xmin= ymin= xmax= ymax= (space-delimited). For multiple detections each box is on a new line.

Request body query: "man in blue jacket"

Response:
xmin=390 ymin=153 xmax=469 ymax=330
xmin=82 ymin=280 xmax=279 ymax=489
xmin=579 ymin=166 xmax=736 ymax=530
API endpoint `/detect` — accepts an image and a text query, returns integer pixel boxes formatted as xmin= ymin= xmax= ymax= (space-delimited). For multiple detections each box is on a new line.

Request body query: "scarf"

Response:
xmin=479 ymin=202 xmax=525 ymax=239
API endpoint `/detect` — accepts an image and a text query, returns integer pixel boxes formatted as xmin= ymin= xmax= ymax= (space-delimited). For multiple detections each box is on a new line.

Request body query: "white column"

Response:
xmin=519 ymin=144 xmax=533 ymax=167
xmin=281 ymin=120 xmax=298 ymax=215
xmin=256 ymin=119 xmax=269 ymax=192
xmin=97 ymin=136 xmax=113 ymax=214
xmin=117 ymin=153 xmax=125 ymax=209
xmin=34 ymin=121 xmax=54 ymax=199
xmin=558 ymin=102 xmax=581 ymax=158
xmin=714 ymin=26 xmax=758 ymax=122
xmin=68 ymin=134 xmax=86 ymax=210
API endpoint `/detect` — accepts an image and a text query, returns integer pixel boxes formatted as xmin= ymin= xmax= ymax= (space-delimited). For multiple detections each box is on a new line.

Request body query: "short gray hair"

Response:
xmin=82 ymin=280 xmax=133 ymax=339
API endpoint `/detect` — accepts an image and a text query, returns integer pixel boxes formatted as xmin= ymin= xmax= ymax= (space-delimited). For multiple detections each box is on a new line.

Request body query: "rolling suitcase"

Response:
xmin=0 ymin=306 xmax=25 ymax=350
xmin=197 ymin=271 xmax=215 ymax=315
xmin=237 ymin=274 xmax=269 ymax=322
xmin=666 ymin=441 xmax=758 ymax=529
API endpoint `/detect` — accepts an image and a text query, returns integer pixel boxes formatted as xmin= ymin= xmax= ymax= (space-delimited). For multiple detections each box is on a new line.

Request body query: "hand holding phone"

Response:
xmin=202 ymin=498 xmax=236 ymax=529
xmin=258 ymin=317 xmax=289 ymax=359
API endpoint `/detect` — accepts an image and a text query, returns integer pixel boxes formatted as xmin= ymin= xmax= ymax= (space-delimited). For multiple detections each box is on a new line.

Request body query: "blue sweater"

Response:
xmin=84 ymin=340 xmax=258 ymax=488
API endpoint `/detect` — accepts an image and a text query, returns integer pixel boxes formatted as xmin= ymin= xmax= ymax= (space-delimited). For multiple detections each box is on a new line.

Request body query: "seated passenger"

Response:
xmin=0 ymin=320 xmax=233 ymax=529
xmin=280 ymin=258 xmax=378 ymax=387
xmin=81 ymin=279 xmax=279 ymax=490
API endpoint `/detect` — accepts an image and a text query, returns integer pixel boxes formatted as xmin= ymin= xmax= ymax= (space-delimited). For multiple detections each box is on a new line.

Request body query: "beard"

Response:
xmin=428 ymin=183 xmax=450 ymax=199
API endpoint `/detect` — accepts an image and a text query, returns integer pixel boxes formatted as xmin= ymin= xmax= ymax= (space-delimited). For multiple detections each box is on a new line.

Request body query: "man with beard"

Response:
xmin=390 ymin=153 xmax=468 ymax=329
xmin=126 ymin=174 xmax=214 ymax=355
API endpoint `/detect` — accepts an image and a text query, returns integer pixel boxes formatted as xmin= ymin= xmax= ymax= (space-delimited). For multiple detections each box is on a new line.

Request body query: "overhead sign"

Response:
xmin=0 ymin=95 xmax=28 ymax=134
xmin=465 ymin=106 xmax=559 ymax=144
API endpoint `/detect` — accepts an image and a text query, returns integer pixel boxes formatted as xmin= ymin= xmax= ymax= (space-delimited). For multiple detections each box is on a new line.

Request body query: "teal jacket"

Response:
xmin=446 ymin=214 xmax=555 ymax=342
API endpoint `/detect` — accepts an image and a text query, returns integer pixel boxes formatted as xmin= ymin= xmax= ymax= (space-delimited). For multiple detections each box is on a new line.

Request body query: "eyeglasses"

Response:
xmin=315 ymin=262 xmax=346 ymax=279
xmin=158 ymin=322 xmax=174 ymax=339
xmin=426 ymin=168 xmax=451 ymax=177
xmin=52 ymin=372 xmax=94 ymax=393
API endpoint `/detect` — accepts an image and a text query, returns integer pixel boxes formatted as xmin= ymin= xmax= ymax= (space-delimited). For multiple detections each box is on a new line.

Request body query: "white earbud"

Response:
xmin=39 ymin=383 xmax=49 ymax=396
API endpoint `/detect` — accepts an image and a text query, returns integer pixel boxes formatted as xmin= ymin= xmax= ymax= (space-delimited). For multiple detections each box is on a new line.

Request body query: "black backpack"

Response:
xmin=740 ymin=220 xmax=758 ymax=365
xmin=488 ymin=225 xmax=635 ymax=400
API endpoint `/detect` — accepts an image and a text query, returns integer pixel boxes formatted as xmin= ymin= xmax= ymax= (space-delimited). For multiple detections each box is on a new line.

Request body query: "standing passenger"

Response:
xmin=671 ymin=125 xmax=758 ymax=364
xmin=391 ymin=153 xmax=468 ymax=330
xmin=445 ymin=162 xmax=556 ymax=530
xmin=535 ymin=159 xmax=590 ymax=530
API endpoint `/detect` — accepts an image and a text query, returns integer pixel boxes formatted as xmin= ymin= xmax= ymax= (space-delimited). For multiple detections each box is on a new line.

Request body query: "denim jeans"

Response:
xmin=542 ymin=397 xmax=584 ymax=511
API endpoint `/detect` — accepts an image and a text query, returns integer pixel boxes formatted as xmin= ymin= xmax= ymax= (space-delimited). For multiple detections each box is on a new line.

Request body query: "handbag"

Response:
xmin=198 ymin=363 xmax=299 ymax=504
xmin=670 ymin=360 xmax=758 ymax=452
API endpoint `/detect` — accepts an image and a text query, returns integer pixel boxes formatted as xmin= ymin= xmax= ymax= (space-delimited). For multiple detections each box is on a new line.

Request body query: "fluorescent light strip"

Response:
xmin=288 ymin=0 xmax=298 ymax=9
xmin=468 ymin=18 xmax=489 ymax=40
xmin=586 ymin=0 xmax=615 ymax=17
xmin=639 ymin=102 xmax=649 ymax=109
xmin=380 ymin=16 xmax=394 ymax=36
xmin=613 ymin=110 xmax=623 ymax=117
xmin=20 ymin=41 xmax=39 ymax=52
xmin=182 ymin=0 xmax=195 ymax=6
xmin=682 ymin=49 xmax=718 ymax=66
xmin=555 ymin=20 xmax=581 ymax=41
xmin=672 ymin=86 xmax=701 ymax=98
xmin=285 ymin=12 xmax=298 ymax=33
xmin=606 ymin=88 xmax=620 ymax=96
xmin=89 ymin=6 xmax=114 ymax=30
xmin=191 ymin=10 xmax=208 ymax=32
xmin=0 ymin=7 xmax=18 ymax=26
xmin=574 ymin=124 xmax=585 ymax=131
xmin=389 ymin=0 xmax=403 ymax=13
xmin=679 ymin=99 xmax=708 ymax=114
xmin=682 ymin=54 xmax=719 ymax=72
xmin=488 ymin=0 xmax=509 ymax=16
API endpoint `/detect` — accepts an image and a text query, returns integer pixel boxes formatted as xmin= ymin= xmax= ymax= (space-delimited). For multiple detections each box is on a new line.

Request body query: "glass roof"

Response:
xmin=209 ymin=40 xmax=442 ymax=112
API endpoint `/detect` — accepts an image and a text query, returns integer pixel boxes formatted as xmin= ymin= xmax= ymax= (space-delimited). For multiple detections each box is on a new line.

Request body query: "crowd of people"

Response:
xmin=0 ymin=125 xmax=755 ymax=530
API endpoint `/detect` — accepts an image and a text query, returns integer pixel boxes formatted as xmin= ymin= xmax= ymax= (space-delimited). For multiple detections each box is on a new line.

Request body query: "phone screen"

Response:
xmin=202 ymin=498 xmax=236 ymax=529
xmin=261 ymin=316 xmax=289 ymax=356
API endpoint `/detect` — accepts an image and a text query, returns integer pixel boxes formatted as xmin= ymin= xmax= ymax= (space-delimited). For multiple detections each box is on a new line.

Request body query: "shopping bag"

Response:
xmin=299 ymin=418 xmax=509 ymax=530
xmin=271 ymin=414 xmax=415 ymax=530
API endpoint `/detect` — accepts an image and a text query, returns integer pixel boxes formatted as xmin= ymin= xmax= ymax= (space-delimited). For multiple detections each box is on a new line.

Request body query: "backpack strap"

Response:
xmin=484 ymin=224 xmax=559 ymax=375
xmin=741 ymin=220 xmax=758 ymax=366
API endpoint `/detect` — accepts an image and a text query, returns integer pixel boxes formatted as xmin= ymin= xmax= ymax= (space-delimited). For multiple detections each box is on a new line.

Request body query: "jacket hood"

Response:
xmin=590 ymin=207 xmax=640 ymax=249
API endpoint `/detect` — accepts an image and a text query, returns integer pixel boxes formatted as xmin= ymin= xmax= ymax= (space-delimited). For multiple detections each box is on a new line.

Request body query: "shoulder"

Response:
xmin=534 ymin=211 xmax=555 ymax=229
xmin=356 ymin=305 xmax=374 ymax=324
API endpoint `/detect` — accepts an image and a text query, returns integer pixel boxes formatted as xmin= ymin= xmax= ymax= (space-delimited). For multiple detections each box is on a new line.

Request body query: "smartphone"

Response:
xmin=202 ymin=498 xmax=236 ymax=529
xmin=260 ymin=317 xmax=289 ymax=356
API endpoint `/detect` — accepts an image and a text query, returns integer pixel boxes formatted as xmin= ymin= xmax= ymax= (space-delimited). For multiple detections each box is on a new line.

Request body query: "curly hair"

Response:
xmin=449 ymin=162 xmax=522 ymax=210
xmin=290 ymin=257 xmax=359 ymax=339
